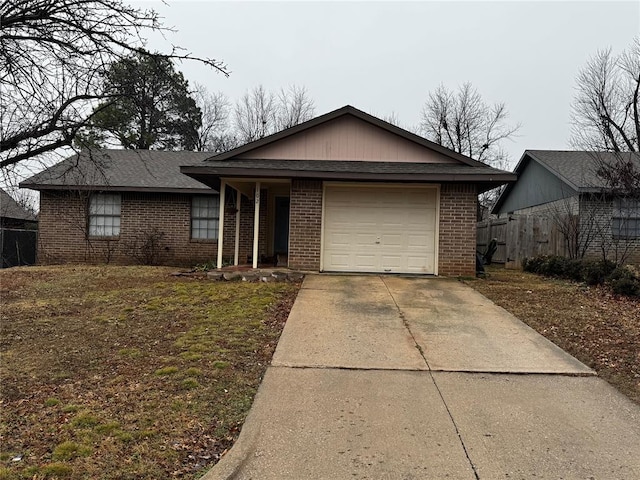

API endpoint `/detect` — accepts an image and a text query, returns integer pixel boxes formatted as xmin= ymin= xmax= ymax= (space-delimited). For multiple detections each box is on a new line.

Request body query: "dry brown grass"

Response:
xmin=466 ymin=266 xmax=640 ymax=403
xmin=0 ymin=265 xmax=299 ymax=480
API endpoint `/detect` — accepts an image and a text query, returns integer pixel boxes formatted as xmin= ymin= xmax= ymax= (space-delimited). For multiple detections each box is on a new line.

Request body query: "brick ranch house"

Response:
xmin=22 ymin=106 xmax=515 ymax=276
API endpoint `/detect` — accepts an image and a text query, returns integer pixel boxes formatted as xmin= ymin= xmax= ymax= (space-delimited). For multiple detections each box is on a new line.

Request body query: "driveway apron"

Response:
xmin=203 ymin=275 xmax=640 ymax=480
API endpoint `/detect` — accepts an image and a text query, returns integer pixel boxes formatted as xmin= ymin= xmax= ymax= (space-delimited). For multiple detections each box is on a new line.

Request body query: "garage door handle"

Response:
xmin=384 ymin=268 xmax=391 ymax=272
xmin=375 ymin=240 xmax=380 ymax=244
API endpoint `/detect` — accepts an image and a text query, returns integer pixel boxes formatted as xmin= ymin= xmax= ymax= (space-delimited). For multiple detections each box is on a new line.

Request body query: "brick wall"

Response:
xmin=580 ymin=194 xmax=640 ymax=265
xmin=438 ymin=184 xmax=478 ymax=276
xmin=288 ymin=179 xmax=322 ymax=270
xmin=38 ymin=190 xmax=223 ymax=266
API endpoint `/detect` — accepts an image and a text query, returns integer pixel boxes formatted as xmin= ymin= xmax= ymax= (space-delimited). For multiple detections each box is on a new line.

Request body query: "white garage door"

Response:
xmin=322 ymin=185 xmax=438 ymax=274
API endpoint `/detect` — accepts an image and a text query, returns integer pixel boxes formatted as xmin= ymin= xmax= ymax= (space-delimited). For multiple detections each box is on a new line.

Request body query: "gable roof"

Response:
xmin=210 ymin=105 xmax=491 ymax=168
xmin=20 ymin=149 xmax=216 ymax=194
xmin=492 ymin=150 xmax=640 ymax=213
xmin=0 ymin=188 xmax=37 ymax=221
xmin=182 ymin=105 xmax=516 ymax=191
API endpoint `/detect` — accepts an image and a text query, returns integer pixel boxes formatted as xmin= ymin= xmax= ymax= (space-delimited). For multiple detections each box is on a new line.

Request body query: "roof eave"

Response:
xmin=19 ymin=183 xmax=217 ymax=195
xmin=181 ymin=165 xmax=516 ymax=186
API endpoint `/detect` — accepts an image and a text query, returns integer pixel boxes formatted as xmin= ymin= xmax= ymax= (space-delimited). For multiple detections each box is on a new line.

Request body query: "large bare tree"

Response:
xmin=275 ymin=85 xmax=316 ymax=130
xmin=192 ymin=85 xmax=239 ymax=153
xmin=233 ymin=85 xmax=276 ymax=144
xmin=420 ymin=82 xmax=519 ymax=215
xmin=420 ymin=82 xmax=519 ymax=169
xmin=233 ymin=85 xmax=315 ymax=144
xmin=571 ymin=37 xmax=639 ymax=153
xmin=0 ymin=0 xmax=228 ymax=172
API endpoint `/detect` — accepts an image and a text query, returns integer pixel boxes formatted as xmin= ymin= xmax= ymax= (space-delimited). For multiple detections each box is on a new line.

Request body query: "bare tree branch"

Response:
xmin=420 ymin=82 xmax=519 ymax=167
xmin=1 ymin=0 xmax=229 ymax=170
xmin=571 ymin=38 xmax=639 ymax=153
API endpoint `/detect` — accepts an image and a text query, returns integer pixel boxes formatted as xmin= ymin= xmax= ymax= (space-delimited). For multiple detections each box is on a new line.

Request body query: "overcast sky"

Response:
xmin=136 ymin=0 xmax=639 ymax=169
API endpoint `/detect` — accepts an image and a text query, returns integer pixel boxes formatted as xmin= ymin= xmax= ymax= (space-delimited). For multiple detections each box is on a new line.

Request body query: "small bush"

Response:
xmin=583 ymin=260 xmax=616 ymax=286
xmin=522 ymin=255 xmax=639 ymax=297
xmin=542 ymin=256 xmax=569 ymax=277
xmin=607 ymin=266 xmax=640 ymax=297
xmin=563 ymin=259 xmax=585 ymax=282
xmin=523 ymin=256 xmax=546 ymax=273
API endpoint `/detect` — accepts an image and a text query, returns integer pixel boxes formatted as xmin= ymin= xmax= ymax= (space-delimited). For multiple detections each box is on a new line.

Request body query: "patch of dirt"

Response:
xmin=0 ymin=265 xmax=300 ymax=480
xmin=466 ymin=266 xmax=640 ymax=404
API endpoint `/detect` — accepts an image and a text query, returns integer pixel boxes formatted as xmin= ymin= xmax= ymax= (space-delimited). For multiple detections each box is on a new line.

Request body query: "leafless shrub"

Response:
xmin=124 ymin=227 xmax=166 ymax=265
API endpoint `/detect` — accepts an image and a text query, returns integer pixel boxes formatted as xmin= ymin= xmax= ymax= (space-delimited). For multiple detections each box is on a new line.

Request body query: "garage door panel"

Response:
xmin=328 ymin=233 xmax=351 ymax=247
xmin=380 ymin=233 xmax=402 ymax=248
xmin=355 ymin=233 xmax=377 ymax=247
xmin=323 ymin=186 xmax=438 ymax=274
xmin=354 ymin=254 xmax=377 ymax=269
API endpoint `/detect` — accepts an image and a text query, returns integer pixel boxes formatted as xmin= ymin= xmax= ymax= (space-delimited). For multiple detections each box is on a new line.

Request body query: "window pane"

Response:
xmin=89 ymin=194 xmax=121 ymax=237
xmin=191 ymin=195 xmax=219 ymax=239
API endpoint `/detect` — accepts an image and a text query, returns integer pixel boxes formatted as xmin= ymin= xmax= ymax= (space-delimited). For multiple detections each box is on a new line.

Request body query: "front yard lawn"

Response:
xmin=467 ymin=266 xmax=639 ymax=404
xmin=0 ymin=265 xmax=299 ymax=480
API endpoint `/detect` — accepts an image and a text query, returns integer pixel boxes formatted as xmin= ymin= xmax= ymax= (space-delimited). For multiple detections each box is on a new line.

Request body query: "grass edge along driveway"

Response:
xmin=466 ymin=266 xmax=639 ymax=404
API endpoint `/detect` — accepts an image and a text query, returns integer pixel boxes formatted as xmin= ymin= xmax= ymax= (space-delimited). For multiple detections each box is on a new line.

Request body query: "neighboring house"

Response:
xmin=1 ymin=188 xmax=38 ymax=267
xmin=0 ymin=188 xmax=37 ymax=229
xmin=21 ymin=106 xmax=515 ymax=276
xmin=492 ymin=150 xmax=640 ymax=264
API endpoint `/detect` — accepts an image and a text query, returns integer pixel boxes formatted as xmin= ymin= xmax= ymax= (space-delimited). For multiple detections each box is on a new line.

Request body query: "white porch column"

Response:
xmin=216 ymin=181 xmax=226 ymax=269
xmin=234 ymin=191 xmax=241 ymax=266
xmin=252 ymin=182 xmax=261 ymax=269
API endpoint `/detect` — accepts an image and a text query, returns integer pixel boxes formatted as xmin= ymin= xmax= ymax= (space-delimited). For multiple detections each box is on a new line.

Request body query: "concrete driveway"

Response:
xmin=203 ymin=275 xmax=640 ymax=480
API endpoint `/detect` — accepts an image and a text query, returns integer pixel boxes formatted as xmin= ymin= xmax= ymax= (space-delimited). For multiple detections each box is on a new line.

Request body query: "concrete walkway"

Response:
xmin=203 ymin=275 xmax=640 ymax=480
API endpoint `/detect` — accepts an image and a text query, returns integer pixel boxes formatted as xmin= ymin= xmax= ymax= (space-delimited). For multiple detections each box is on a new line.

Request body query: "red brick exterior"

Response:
xmin=38 ymin=190 xmax=223 ymax=266
xmin=288 ymin=179 xmax=323 ymax=270
xmin=438 ymin=183 xmax=478 ymax=276
xmin=38 ymin=182 xmax=478 ymax=276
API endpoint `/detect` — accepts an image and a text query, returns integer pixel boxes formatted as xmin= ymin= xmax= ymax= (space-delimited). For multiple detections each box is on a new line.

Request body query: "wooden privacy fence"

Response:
xmin=477 ymin=215 xmax=568 ymax=269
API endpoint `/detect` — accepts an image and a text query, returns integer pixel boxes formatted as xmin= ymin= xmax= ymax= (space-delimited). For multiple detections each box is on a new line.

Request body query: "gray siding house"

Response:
xmin=493 ymin=150 xmax=640 ymax=264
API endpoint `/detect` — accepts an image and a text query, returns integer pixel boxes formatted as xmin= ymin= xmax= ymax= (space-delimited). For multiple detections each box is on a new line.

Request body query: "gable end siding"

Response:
xmin=497 ymin=160 xmax=577 ymax=215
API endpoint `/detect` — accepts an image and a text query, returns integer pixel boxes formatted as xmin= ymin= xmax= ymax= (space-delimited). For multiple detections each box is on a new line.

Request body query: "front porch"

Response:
xmin=216 ymin=178 xmax=292 ymax=269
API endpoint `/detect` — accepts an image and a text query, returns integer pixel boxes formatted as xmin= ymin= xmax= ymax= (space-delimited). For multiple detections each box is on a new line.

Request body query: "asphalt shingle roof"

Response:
xmin=199 ymin=159 xmax=508 ymax=176
xmin=0 ymin=188 xmax=37 ymax=221
xmin=21 ymin=149 xmax=216 ymax=192
xmin=526 ymin=150 xmax=640 ymax=190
